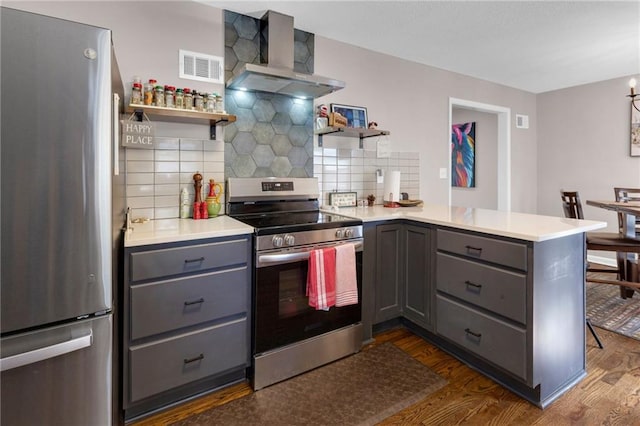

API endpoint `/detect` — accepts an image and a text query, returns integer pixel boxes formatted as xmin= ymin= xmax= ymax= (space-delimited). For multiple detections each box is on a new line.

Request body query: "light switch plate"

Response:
xmin=439 ymin=168 xmax=447 ymax=179
xmin=329 ymin=192 xmax=357 ymax=207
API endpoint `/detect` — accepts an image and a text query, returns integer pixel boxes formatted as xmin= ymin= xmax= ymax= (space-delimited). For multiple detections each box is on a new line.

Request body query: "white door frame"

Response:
xmin=449 ymin=97 xmax=511 ymax=211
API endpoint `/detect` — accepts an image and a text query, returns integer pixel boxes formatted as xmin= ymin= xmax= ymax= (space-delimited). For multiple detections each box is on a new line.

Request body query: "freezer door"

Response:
xmin=1 ymin=8 xmax=113 ymax=333
xmin=1 ymin=315 xmax=112 ymax=426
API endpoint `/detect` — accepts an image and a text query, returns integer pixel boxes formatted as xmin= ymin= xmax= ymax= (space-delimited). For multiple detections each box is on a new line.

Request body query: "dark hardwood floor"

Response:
xmin=131 ymin=325 xmax=640 ymax=425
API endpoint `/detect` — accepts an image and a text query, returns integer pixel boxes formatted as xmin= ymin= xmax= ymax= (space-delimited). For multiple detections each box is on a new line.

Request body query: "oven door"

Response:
xmin=254 ymin=239 xmax=363 ymax=355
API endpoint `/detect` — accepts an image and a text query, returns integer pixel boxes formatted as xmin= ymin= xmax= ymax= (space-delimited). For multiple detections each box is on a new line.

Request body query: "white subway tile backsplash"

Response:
xmin=180 ymin=161 xmax=204 ymax=173
xmin=155 ymin=161 xmax=180 ymax=173
xmin=155 ymin=172 xmax=179 ymax=184
xmin=155 ymin=184 xmax=180 ymax=196
xmin=127 ymin=160 xmax=154 ymax=173
xmin=127 ymin=173 xmax=154 ymax=185
xmin=180 ymin=138 xmax=204 ymax=151
xmin=180 ymin=151 xmax=202 ymax=162
xmin=154 ymin=137 xmax=180 ymax=150
xmin=132 ymin=207 xmax=154 ymax=220
xmin=127 ymin=184 xmax=154 ymax=197
xmin=155 ymin=195 xmax=178 ymax=208
xmin=155 ymin=206 xmax=179 ymax=219
xmin=127 ymin=150 xmax=154 ymax=161
xmin=155 ymin=150 xmax=180 ymax=162
xmin=127 ymin=196 xmax=154 ymax=209
xmin=204 ymin=151 xmax=224 ymax=162
xmin=204 ymin=140 xmax=224 ymax=152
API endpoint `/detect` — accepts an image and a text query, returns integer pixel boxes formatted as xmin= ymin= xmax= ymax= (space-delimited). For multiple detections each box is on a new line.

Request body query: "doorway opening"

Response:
xmin=448 ymin=98 xmax=511 ymax=211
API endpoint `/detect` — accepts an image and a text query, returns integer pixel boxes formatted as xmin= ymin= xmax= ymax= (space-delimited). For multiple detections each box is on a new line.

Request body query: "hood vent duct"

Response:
xmin=226 ymin=11 xmax=345 ymax=99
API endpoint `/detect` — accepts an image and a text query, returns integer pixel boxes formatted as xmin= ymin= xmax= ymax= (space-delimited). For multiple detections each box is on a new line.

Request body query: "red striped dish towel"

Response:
xmin=335 ymin=243 xmax=358 ymax=307
xmin=306 ymin=247 xmax=336 ymax=310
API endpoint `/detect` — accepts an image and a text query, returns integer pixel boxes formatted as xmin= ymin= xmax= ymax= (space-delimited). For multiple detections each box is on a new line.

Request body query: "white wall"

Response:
xmin=537 ymin=76 xmax=640 ymax=232
xmin=6 ymin=2 xmax=540 ymax=213
xmin=313 ymin=37 xmax=538 ymax=213
xmin=451 ymin=109 xmax=498 ymax=209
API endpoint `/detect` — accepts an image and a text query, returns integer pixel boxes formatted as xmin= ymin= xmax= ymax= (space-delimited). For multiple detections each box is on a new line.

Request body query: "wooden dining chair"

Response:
xmin=613 ymin=187 xmax=640 ymax=297
xmin=560 ymin=190 xmax=640 ymax=348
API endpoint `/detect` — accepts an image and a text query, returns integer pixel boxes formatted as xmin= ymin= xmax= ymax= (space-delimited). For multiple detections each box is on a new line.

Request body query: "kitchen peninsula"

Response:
xmin=334 ymin=203 xmax=605 ymax=408
xmin=122 ymin=205 xmax=605 ymax=413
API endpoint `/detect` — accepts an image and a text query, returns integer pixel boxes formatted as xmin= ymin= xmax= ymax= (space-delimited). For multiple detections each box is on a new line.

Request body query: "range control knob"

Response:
xmin=335 ymin=229 xmax=345 ymax=238
xmin=283 ymin=234 xmax=295 ymax=246
xmin=344 ymin=228 xmax=354 ymax=238
xmin=272 ymin=235 xmax=284 ymax=247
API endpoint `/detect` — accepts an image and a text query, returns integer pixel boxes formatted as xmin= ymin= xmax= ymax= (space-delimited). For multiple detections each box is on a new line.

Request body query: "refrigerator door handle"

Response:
xmin=0 ymin=330 xmax=93 ymax=372
xmin=113 ymin=93 xmax=120 ymax=176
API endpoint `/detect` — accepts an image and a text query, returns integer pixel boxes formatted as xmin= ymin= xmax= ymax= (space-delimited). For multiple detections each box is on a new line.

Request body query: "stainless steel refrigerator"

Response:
xmin=1 ymin=7 xmax=125 ymax=425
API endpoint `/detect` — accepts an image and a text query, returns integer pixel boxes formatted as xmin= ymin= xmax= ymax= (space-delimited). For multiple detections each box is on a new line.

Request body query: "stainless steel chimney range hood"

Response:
xmin=226 ymin=11 xmax=345 ymax=99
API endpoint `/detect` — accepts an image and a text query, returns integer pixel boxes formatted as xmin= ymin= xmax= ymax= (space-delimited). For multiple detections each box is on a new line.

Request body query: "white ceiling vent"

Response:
xmin=179 ymin=50 xmax=223 ymax=84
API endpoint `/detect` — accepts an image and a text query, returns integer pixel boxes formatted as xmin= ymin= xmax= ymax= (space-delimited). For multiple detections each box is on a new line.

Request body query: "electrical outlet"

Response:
xmin=439 ymin=168 xmax=447 ymax=179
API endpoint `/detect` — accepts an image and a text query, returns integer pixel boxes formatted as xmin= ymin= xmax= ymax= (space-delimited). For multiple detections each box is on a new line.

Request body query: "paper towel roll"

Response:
xmin=383 ymin=170 xmax=401 ymax=205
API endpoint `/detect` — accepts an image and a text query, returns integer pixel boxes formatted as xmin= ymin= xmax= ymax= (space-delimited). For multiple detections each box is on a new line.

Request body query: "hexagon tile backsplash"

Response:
xmin=224 ymin=90 xmax=314 ymax=178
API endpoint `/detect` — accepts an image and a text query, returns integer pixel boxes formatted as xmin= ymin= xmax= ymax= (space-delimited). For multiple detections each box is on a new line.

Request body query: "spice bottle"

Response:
xmin=193 ymin=91 xmax=203 ymax=111
xmin=175 ymin=88 xmax=184 ymax=109
xmin=131 ymin=83 xmax=142 ymax=105
xmin=206 ymin=93 xmax=215 ymax=112
xmin=144 ymin=79 xmax=156 ymax=105
xmin=184 ymin=88 xmax=193 ymax=110
xmin=215 ymin=94 xmax=224 ymax=113
xmin=165 ymin=86 xmax=174 ymax=108
xmin=153 ymin=85 xmax=165 ymax=107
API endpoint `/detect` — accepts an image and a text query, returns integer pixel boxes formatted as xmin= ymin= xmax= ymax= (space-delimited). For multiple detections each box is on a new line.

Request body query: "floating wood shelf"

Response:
xmin=125 ymin=104 xmax=236 ymax=140
xmin=315 ymin=127 xmax=390 ymax=148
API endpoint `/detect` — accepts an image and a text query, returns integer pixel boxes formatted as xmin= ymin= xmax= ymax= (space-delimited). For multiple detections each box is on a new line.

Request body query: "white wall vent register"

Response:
xmin=179 ymin=50 xmax=223 ymax=84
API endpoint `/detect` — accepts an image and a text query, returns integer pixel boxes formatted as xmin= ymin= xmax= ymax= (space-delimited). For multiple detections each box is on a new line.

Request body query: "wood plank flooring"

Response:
xmin=131 ymin=326 xmax=640 ymax=425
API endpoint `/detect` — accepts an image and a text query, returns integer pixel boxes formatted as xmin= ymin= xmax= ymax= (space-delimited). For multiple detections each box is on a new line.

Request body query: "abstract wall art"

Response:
xmin=451 ymin=122 xmax=476 ymax=187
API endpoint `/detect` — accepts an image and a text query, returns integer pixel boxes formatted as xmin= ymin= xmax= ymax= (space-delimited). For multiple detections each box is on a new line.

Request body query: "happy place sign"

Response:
xmin=121 ymin=120 xmax=155 ymax=148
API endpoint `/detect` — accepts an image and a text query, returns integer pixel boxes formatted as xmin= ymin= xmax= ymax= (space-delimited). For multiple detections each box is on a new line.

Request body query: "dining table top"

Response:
xmin=586 ymin=199 xmax=640 ymax=216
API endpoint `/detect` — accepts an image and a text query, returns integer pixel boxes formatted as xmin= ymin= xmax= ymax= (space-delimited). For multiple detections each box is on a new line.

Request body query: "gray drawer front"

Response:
xmin=130 ymin=239 xmax=248 ymax=282
xmin=437 ymin=229 xmax=527 ymax=271
xmin=130 ymin=267 xmax=248 ymax=340
xmin=129 ymin=318 xmax=248 ymax=403
xmin=436 ymin=253 xmax=526 ymax=324
xmin=437 ymin=295 xmax=526 ymax=380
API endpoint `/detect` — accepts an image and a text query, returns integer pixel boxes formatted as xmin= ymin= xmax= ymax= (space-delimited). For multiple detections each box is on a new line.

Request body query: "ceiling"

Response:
xmin=200 ymin=0 xmax=640 ymax=94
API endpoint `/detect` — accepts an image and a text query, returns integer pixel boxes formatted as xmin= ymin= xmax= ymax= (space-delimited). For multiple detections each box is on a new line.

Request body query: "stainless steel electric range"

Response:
xmin=227 ymin=177 xmax=364 ymax=390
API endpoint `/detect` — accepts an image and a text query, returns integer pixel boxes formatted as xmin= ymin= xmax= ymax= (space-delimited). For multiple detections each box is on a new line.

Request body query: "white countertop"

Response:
xmin=124 ymin=204 xmax=606 ymax=247
xmin=328 ymin=204 xmax=606 ymax=242
xmin=124 ymin=216 xmax=254 ymax=247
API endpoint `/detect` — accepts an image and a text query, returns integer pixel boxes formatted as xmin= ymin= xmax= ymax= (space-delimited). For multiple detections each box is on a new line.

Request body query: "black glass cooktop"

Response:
xmin=232 ymin=210 xmax=362 ymax=234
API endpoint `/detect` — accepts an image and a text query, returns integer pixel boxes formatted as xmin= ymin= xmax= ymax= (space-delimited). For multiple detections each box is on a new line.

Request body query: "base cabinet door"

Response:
xmin=373 ymin=223 xmax=403 ymax=324
xmin=403 ymin=224 xmax=433 ymax=329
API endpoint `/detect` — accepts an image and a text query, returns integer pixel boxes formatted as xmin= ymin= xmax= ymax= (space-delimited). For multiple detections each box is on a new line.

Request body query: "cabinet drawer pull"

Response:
xmin=183 ymin=353 xmax=204 ymax=364
xmin=464 ymin=328 xmax=482 ymax=339
xmin=464 ymin=280 xmax=482 ymax=289
xmin=465 ymin=245 xmax=483 ymax=256
xmin=184 ymin=298 xmax=205 ymax=306
xmin=184 ymin=257 xmax=205 ymax=264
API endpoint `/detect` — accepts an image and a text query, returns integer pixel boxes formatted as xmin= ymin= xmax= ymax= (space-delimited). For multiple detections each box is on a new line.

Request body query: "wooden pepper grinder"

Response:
xmin=193 ymin=172 xmax=203 ymax=203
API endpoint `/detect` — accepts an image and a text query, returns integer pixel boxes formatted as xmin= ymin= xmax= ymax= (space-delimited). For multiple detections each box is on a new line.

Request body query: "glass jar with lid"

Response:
xmin=175 ymin=88 xmax=184 ymax=109
xmin=206 ymin=93 xmax=216 ymax=112
xmin=193 ymin=91 xmax=204 ymax=112
xmin=143 ymin=79 xmax=155 ymax=105
xmin=131 ymin=83 xmax=142 ymax=105
xmin=184 ymin=88 xmax=193 ymax=110
xmin=153 ymin=85 xmax=165 ymax=107
xmin=215 ymin=94 xmax=224 ymax=113
xmin=165 ymin=86 xmax=174 ymax=108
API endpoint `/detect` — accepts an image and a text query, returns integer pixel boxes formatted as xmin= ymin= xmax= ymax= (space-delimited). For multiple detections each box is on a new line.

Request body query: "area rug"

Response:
xmin=586 ymin=281 xmax=640 ymax=340
xmin=173 ymin=343 xmax=447 ymax=426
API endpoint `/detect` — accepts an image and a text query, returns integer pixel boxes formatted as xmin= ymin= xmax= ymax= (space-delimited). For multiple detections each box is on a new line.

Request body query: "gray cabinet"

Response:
xmin=363 ymin=222 xmax=433 ymax=337
xmin=374 ymin=223 xmax=404 ymax=323
xmin=122 ymin=235 xmax=251 ymax=420
xmin=435 ymin=227 xmax=587 ymax=408
xmin=402 ymin=224 xmax=433 ymax=329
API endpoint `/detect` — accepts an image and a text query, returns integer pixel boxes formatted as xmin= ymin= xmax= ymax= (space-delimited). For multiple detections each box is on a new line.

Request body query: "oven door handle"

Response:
xmin=257 ymin=241 xmax=363 ymax=267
